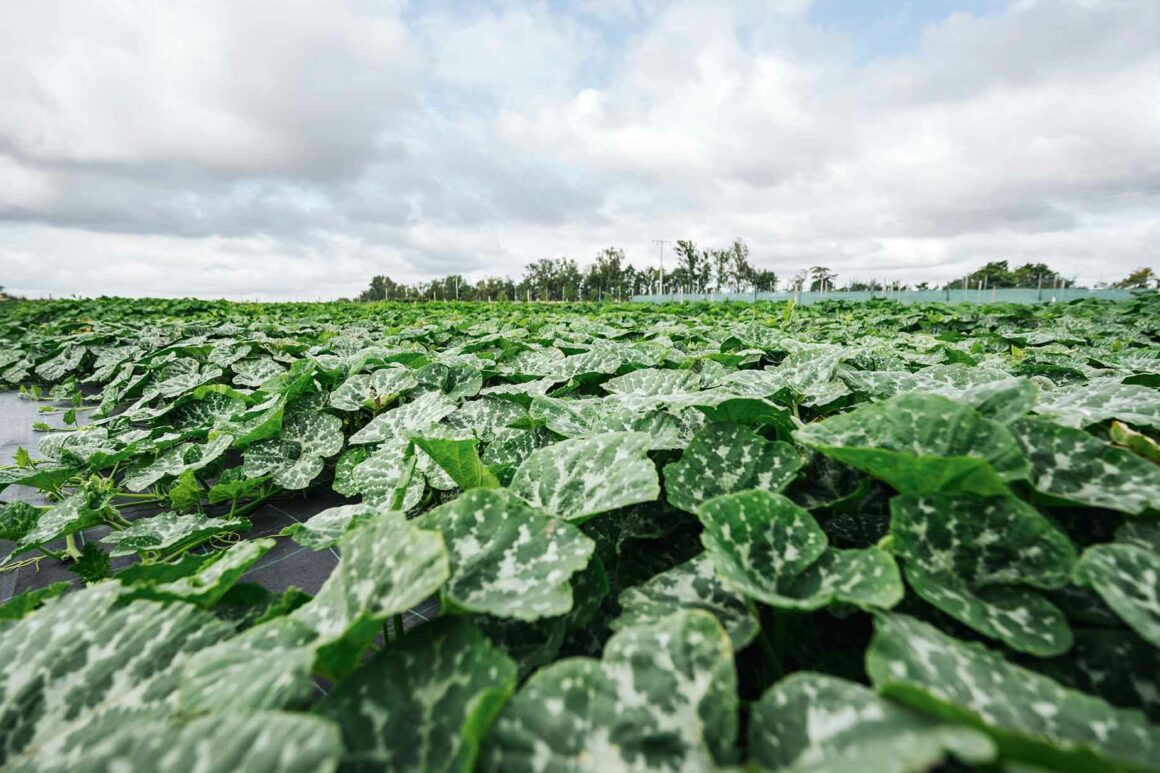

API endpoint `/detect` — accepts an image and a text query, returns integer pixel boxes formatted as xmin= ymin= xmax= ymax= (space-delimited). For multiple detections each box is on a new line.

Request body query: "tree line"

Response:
xmin=355 ymin=248 xmax=1156 ymax=302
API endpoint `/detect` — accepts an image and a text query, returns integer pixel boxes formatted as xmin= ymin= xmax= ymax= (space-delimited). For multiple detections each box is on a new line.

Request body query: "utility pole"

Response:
xmin=652 ymin=239 xmax=669 ymax=298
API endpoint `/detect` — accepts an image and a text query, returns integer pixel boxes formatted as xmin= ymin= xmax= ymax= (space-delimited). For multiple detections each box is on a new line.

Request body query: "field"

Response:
xmin=1 ymin=295 xmax=1160 ymax=771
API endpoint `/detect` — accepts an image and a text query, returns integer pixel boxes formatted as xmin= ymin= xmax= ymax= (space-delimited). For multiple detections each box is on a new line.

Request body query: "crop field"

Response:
xmin=1 ymin=295 xmax=1160 ymax=771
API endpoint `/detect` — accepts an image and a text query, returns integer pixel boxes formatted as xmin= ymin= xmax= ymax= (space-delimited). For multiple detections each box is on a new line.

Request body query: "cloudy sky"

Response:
xmin=1 ymin=0 xmax=1157 ymax=299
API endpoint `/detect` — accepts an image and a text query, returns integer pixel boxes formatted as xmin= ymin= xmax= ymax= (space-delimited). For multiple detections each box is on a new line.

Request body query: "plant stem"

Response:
xmin=392 ymin=613 xmax=405 ymax=641
xmin=63 ymin=534 xmax=83 ymax=561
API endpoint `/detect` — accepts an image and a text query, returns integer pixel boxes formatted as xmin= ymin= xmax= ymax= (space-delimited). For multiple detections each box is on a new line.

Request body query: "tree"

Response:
xmin=788 ymin=270 xmax=808 ymax=294
xmin=1115 ymin=267 xmax=1158 ymax=289
xmin=673 ymin=240 xmax=713 ymax=293
xmin=751 ymin=269 xmax=779 ymax=293
xmin=585 ymin=247 xmax=630 ymax=301
xmin=728 ymin=239 xmax=753 ymax=292
xmin=809 ymin=266 xmax=836 ymax=293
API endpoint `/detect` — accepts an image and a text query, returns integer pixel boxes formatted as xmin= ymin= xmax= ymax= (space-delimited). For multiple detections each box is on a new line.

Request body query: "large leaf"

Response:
xmin=664 ymin=422 xmax=803 ymax=514
xmin=0 ymin=583 xmax=232 ymax=765
xmin=123 ymin=433 xmax=233 ymax=491
xmin=613 ymin=552 xmax=759 ymax=649
xmin=283 ymin=503 xmax=379 ymax=550
xmin=750 ymin=672 xmax=995 ymax=773
xmin=419 ymin=489 xmax=594 ymax=620
xmin=411 ymin=434 xmax=500 ymax=490
xmin=348 ymin=391 xmax=458 ymax=445
xmin=316 ymin=618 xmax=517 ymax=772
xmin=100 ymin=511 xmax=248 ymax=557
xmin=867 ymin=613 xmax=1160 ymax=772
xmin=243 ymin=405 xmax=344 ymax=489
xmin=1036 ymin=381 xmax=1160 ymax=430
xmin=1074 ymin=543 xmax=1160 ymax=649
xmin=8 ymin=711 xmax=342 ymax=773
xmin=124 ymin=537 xmax=276 ymax=607
xmin=182 ymin=514 xmax=450 ymax=709
xmin=794 ymin=393 xmax=1029 ymax=494
xmin=1011 ymin=418 xmax=1160 ymax=516
xmin=697 ymin=490 xmax=903 ymax=611
xmin=509 ymin=431 xmax=660 ymax=523
xmin=888 ymin=493 xmax=1075 ymax=656
xmin=480 ymin=610 xmax=738 ymax=771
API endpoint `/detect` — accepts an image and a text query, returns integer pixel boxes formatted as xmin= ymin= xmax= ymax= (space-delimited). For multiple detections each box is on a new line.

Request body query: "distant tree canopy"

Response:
xmin=356 ymin=252 xmax=1141 ymax=302
xmin=1114 ymin=267 xmax=1158 ymax=289
xmin=944 ymin=261 xmax=1073 ymax=290
xmin=356 ymin=238 xmax=776 ymax=301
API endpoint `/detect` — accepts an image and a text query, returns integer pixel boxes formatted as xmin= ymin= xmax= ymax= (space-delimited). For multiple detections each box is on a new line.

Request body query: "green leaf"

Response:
xmin=1074 ymin=543 xmax=1160 ymax=650
xmin=1110 ymin=421 xmax=1160 ymax=463
xmin=0 ymin=500 xmax=39 ymax=542
xmin=750 ymin=672 xmax=995 ymax=773
xmin=348 ymin=391 xmax=458 ymax=445
xmin=411 ymin=434 xmax=500 ymax=490
xmin=509 ymin=431 xmax=660 ymax=523
xmin=867 ymin=613 xmax=1160 ymax=772
xmin=283 ymin=503 xmax=379 ymax=550
xmin=1011 ymin=418 xmax=1160 ymax=516
xmin=10 ymin=487 xmax=115 ymax=558
xmin=481 ymin=610 xmax=738 ymax=771
xmin=613 ymin=552 xmax=759 ymax=649
xmin=0 ymin=583 xmax=233 ymax=765
xmin=664 ymin=422 xmax=803 ymax=514
xmin=7 ymin=711 xmax=342 ymax=773
xmin=697 ymin=490 xmax=903 ymax=611
xmin=795 ymin=393 xmax=1029 ymax=495
xmin=166 ymin=469 xmax=202 ymax=510
xmin=68 ymin=542 xmax=111 ymax=583
xmin=243 ymin=405 xmax=343 ymax=489
xmin=1036 ymin=381 xmax=1160 ymax=430
xmin=126 ymin=538 xmax=276 ymax=607
xmin=0 ymin=582 xmax=70 ymax=623
xmin=123 ymin=433 xmax=234 ymax=492
xmin=316 ymin=618 xmax=517 ymax=772
xmin=182 ymin=514 xmax=449 ymax=710
xmin=347 ymin=437 xmax=426 ymax=510
xmin=889 ymin=493 xmax=1076 ymax=656
xmin=100 ymin=511 xmax=249 ymax=557
xmin=419 ymin=489 xmax=594 ymax=620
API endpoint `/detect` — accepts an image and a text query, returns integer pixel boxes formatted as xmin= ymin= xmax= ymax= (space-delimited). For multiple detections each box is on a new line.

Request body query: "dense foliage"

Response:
xmin=1 ymin=294 xmax=1160 ymax=771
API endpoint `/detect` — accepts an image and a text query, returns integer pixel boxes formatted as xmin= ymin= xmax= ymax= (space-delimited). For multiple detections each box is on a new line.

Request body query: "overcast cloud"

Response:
xmin=1 ymin=0 xmax=1157 ymax=299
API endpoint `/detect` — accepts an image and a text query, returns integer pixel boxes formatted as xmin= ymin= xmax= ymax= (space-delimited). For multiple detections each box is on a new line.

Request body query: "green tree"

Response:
xmin=1115 ymin=267 xmax=1158 ymax=289
xmin=809 ymin=266 xmax=836 ymax=292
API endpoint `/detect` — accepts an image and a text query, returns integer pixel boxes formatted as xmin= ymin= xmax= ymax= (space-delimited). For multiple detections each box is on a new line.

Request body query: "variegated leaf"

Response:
xmin=8 ymin=711 xmax=342 ymax=773
xmin=664 ymin=422 xmax=803 ymax=514
xmin=509 ymin=431 xmax=660 ymax=523
xmin=348 ymin=391 xmax=457 ymax=445
xmin=419 ymin=489 xmax=594 ymax=620
xmin=100 ymin=511 xmax=248 ymax=557
xmin=867 ymin=613 xmax=1160 ymax=771
xmin=317 ymin=618 xmax=517 ymax=772
xmin=750 ymin=672 xmax=995 ymax=773
xmin=697 ymin=490 xmax=903 ymax=611
xmin=889 ymin=493 xmax=1075 ymax=656
xmin=124 ymin=433 xmax=234 ymax=491
xmin=613 ymin=552 xmax=758 ymax=649
xmin=1011 ymin=418 xmax=1160 ymax=516
xmin=480 ymin=610 xmax=737 ymax=771
xmin=1074 ymin=543 xmax=1160 ymax=649
xmin=0 ymin=583 xmax=233 ymax=765
xmin=795 ymin=393 xmax=1029 ymax=495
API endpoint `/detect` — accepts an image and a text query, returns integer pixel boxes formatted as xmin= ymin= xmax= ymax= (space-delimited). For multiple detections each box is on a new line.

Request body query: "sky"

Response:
xmin=1 ymin=0 xmax=1157 ymax=300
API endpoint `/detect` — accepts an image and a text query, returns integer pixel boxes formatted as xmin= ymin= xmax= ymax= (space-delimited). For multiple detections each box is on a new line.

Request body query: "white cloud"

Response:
xmin=0 ymin=0 xmax=1156 ymax=298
